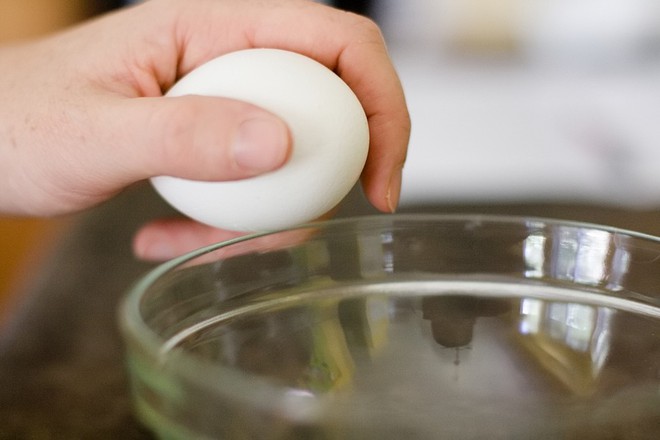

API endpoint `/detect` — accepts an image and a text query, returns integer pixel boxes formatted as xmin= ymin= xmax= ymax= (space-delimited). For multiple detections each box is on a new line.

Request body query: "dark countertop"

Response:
xmin=1 ymin=183 xmax=659 ymax=439
xmin=0 ymin=185 xmax=168 ymax=439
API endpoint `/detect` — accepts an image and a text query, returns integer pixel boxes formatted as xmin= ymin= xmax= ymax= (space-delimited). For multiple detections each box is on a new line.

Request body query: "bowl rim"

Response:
xmin=118 ymin=213 xmax=660 ymax=415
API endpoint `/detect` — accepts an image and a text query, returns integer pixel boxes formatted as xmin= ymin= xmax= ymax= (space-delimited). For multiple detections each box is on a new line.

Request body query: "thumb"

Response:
xmin=113 ymin=95 xmax=291 ymax=183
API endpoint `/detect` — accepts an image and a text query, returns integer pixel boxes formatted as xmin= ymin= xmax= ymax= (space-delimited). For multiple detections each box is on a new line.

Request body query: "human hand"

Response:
xmin=0 ymin=0 xmax=410 ymax=260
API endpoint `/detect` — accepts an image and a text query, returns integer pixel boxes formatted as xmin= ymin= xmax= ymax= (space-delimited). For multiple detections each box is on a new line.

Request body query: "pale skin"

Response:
xmin=0 ymin=0 xmax=410 ymax=260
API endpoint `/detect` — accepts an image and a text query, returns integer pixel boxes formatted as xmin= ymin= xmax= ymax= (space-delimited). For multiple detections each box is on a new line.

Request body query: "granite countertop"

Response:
xmin=1 ymin=183 xmax=659 ymax=439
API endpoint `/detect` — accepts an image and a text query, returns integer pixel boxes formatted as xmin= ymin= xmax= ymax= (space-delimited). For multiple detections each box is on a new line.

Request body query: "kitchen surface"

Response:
xmin=2 ymin=185 xmax=660 ymax=438
xmin=1 ymin=0 xmax=660 ymax=438
xmin=0 ymin=182 xmax=660 ymax=439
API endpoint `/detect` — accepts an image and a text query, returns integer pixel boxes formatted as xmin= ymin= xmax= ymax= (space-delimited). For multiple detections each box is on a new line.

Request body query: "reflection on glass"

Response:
xmin=573 ymin=229 xmax=611 ymax=284
xmin=308 ymin=302 xmax=355 ymax=392
xmin=421 ymin=296 xmax=510 ymax=348
xmin=180 ymin=291 xmax=619 ymax=396
xmin=524 ymin=232 xmax=546 ymax=277
xmin=518 ymin=298 xmax=612 ymax=395
xmin=522 ymin=226 xmax=620 ymax=391
xmin=162 ymin=280 xmax=658 ymax=438
xmin=357 ymin=230 xmax=395 ymax=277
xmin=523 ymin=227 xmax=630 ymax=289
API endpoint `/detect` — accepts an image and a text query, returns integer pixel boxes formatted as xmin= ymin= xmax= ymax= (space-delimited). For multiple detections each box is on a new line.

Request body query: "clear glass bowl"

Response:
xmin=120 ymin=215 xmax=660 ymax=439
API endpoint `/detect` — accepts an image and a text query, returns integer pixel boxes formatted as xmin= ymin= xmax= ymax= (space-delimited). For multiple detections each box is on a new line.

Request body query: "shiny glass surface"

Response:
xmin=120 ymin=215 xmax=660 ymax=439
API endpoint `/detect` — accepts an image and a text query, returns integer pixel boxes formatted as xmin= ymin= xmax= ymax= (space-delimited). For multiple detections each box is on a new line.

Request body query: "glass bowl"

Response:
xmin=120 ymin=214 xmax=660 ymax=439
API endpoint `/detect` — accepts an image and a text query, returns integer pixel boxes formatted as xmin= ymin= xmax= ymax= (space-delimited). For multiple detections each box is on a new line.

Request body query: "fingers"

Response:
xmin=330 ymin=26 xmax=410 ymax=212
xmin=134 ymin=215 xmax=322 ymax=264
xmin=168 ymin=0 xmax=411 ymax=212
xmin=104 ymin=95 xmax=291 ymax=183
xmin=9 ymin=0 xmax=409 ymax=218
xmin=133 ymin=217 xmax=246 ymax=261
xmin=252 ymin=10 xmax=411 ymax=213
xmin=134 ymin=208 xmax=337 ymax=261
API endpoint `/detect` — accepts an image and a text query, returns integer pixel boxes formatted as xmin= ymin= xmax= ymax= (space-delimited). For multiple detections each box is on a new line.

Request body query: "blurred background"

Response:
xmin=0 ymin=0 xmax=111 ymax=321
xmin=372 ymin=0 xmax=660 ymax=209
xmin=2 ymin=0 xmax=660 ymax=318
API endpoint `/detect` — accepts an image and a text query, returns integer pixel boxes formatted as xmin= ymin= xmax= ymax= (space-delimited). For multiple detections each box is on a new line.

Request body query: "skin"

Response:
xmin=0 ymin=0 xmax=410 ymax=260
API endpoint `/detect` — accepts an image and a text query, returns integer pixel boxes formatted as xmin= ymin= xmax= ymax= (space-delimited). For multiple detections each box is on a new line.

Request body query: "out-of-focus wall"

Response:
xmin=0 ymin=0 xmax=92 ymax=317
xmin=0 ymin=0 xmax=91 ymax=41
xmin=371 ymin=0 xmax=660 ymax=208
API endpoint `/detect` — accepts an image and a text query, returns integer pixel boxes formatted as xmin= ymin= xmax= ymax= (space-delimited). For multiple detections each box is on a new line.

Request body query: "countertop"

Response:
xmin=1 ymin=183 xmax=660 ymax=439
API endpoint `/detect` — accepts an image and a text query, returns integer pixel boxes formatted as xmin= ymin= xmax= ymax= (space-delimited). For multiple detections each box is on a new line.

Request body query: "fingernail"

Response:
xmin=386 ymin=168 xmax=403 ymax=213
xmin=232 ymin=117 xmax=289 ymax=173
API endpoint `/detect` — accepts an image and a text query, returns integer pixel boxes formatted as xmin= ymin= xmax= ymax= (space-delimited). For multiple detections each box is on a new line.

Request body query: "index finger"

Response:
xmin=173 ymin=0 xmax=411 ymax=212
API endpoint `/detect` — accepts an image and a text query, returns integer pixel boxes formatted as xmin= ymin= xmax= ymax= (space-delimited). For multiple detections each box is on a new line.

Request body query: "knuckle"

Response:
xmin=345 ymin=12 xmax=383 ymax=42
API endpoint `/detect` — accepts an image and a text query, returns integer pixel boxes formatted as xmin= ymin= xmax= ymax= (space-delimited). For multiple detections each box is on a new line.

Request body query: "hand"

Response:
xmin=0 ymin=0 xmax=410 ymax=260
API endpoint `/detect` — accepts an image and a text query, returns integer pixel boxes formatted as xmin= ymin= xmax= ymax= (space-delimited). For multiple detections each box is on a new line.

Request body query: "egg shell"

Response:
xmin=150 ymin=48 xmax=369 ymax=232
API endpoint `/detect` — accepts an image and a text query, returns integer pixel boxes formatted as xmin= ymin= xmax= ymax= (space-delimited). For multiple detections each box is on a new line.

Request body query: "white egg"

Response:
xmin=150 ymin=48 xmax=369 ymax=232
